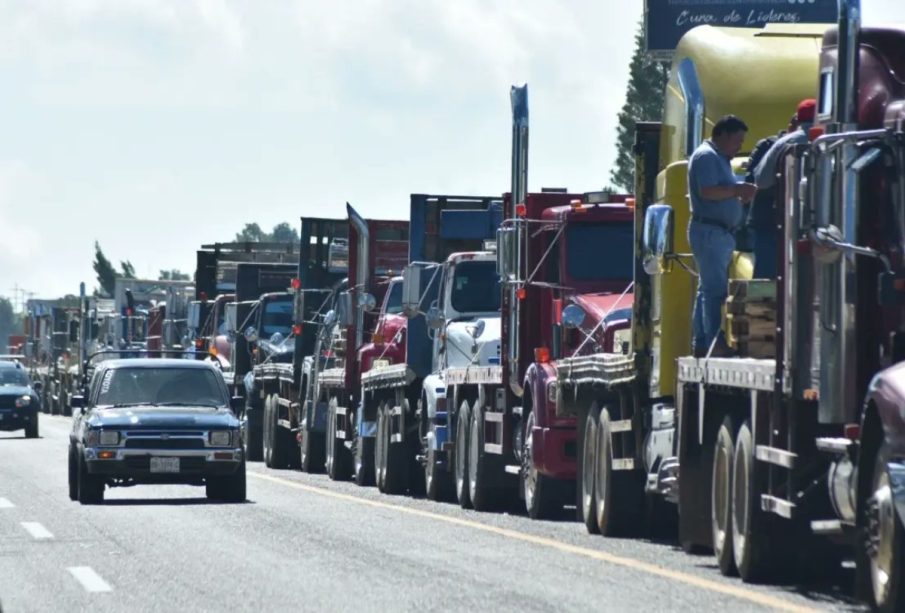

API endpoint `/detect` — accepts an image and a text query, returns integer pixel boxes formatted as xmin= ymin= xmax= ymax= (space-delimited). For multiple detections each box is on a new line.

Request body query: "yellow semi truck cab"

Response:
xmin=641 ymin=24 xmax=826 ymax=398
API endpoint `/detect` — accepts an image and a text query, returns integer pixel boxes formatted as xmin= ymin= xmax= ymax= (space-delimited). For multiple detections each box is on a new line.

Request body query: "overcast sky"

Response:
xmin=2 ymin=1 xmax=904 ymax=303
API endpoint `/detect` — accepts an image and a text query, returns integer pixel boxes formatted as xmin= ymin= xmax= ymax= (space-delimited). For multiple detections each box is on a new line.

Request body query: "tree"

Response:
xmin=120 ymin=261 xmax=136 ymax=279
xmin=610 ymin=20 xmax=669 ymax=192
xmin=93 ymin=241 xmax=117 ymax=297
xmin=271 ymin=222 xmax=298 ymax=245
xmin=159 ymin=269 xmax=190 ymax=281
xmin=0 ymin=297 xmax=21 ymax=350
xmin=235 ymin=223 xmax=267 ymax=242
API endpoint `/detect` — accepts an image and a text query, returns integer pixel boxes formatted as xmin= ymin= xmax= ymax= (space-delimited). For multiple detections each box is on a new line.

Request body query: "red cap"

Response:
xmin=796 ymin=98 xmax=816 ymax=123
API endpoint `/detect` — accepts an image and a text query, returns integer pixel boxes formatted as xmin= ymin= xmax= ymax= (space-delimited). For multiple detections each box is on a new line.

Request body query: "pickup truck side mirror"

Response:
xmin=70 ymin=395 xmax=85 ymax=409
xmin=230 ymin=396 xmax=244 ymax=413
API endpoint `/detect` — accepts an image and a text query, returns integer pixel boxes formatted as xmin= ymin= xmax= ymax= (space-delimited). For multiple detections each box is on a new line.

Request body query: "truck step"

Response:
xmin=761 ymin=494 xmax=795 ymax=519
xmin=755 ymin=445 xmax=796 ymax=469
xmin=612 ymin=458 xmax=635 ymax=471
xmin=504 ymin=465 xmax=521 ymax=476
xmin=810 ymin=519 xmax=846 ymax=535
xmin=610 ymin=419 xmax=632 ymax=433
xmin=815 ymin=437 xmax=853 ymax=454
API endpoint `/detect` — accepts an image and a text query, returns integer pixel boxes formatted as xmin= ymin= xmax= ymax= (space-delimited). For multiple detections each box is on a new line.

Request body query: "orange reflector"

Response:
xmin=98 ymin=451 xmax=116 ymax=460
xmin=803 ymin=388 xmax=820 ymax=401
xmin=553 ymin=299 xmax=563 ymax=324
xmin=515 ymin=203 xmax=527 ymax=218
xmin=194 ymin=339 xmax=204 ymax=349
xmin=534 ymin=347 xmax=550 ymax=363
xmin=291 ymin=278 xmax=302 ymax=290
xmin=516 ymin=287 xmax=526 ymax=300
xmin=625 ymin=197 xmax=636 ymax=209
xmin=214 ymin=452 xmax=233 ymax=460
xmin=844 ymin=424 xmax=861 ymax=441
xmin=809 ymin=125 xmax=825 ymax=141
xmin=372 ymin=332 xmax=384 ymax=345
xmin=292 ymin=324 xmax=303 ymax=336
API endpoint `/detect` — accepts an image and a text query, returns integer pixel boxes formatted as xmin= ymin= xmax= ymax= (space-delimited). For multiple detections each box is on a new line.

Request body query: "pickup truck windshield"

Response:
xmin=385 ymin=282 xmax=403 ymax=315
xmin=0 ymin=369 xmax=29 ymax=386
xmin=261 ymin=298 xmax=293 ymax=337
xmin=97 ymin=368 xmax=227 ymax=407
xmin=450 ymin=260 xmax=501 ymax=313
xmin=566 ymin=222 xmax=634 ymax=282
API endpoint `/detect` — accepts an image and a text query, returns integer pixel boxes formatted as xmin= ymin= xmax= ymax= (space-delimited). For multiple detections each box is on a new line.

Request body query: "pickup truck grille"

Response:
xmin=124 ymin=439 xmax=205 ymax=450
xmin=0 ymin=397 xmax=19 ymax=409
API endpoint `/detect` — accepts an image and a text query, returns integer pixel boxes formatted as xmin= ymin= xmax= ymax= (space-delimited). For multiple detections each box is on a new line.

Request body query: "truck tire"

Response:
xmin=68 ymin=444 xmax=78 ymax=501
xmin=246 ymin=403 xmax=264 ymax=463
xmin=263 ymin=394 xmax=273 ymax=467
xmin=594 ymin=405 xmax=641 ymax=536
xmin=712 ymin=415 xmax=737 ymax=577
xmin=454 ymin=400 xmax=472 ymax=508
xmin=267 ymin=394 xmax=289 ymax=469
xmin=326 ymin=398 xmax=350 ymax=481
xmin=468 ymin=401 xmax=498 ymax=512
xmin=77 ymin=452 xmax=104 ymax=505
xmin=300 ymin=425 xmax=325 ymax=474
xmin=61 ymin=390 xmax=71 ymax=417
xmin=523 ymin=409 xmax=562 ymax=520
xmin=580 ymin=404 xmax=600 ymax=534
xmin=24 ymin=412 xmax=39 ymax=439
xmin=863 ymin=446 xmax=905 ymax=612
xmin=377 ymin=401 xmax=407 ymax=495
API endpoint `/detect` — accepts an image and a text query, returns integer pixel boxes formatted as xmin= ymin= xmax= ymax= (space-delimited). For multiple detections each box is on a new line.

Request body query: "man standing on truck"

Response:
xmin=687 ymin=115 xmax=757 ymax=357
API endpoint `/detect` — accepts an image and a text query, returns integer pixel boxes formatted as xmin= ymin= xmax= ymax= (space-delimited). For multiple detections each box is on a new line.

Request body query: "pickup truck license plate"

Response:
xmin=150 ymin=457 xmax=180 ymax=473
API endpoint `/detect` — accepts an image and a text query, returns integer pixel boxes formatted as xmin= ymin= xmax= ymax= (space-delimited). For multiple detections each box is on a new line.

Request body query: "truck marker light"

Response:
xmin=291 ymin=278 xmax=302 ymax=290
xmin=293 ymin=324 xmax=303 ymax=336
xmin=534 ymin=347 xmax=550 ymax=363
xmin=553 ymin=299 xmax=562 ymax=324
xmin=517 ymin=288 xmax=527 ymax=300
xmin=213 ymin=452 xmax=233 ymax=460
xmin=843 ymin=424 xmax=861 ymax=441
xmin=808 ymin=125 xmax=825 ymax=141
xmin=625 ymin=197 xmax=636 ymax=210
xmin=194 ymin=339 xmax=204 ymax=349
xmin=515 ymin=203 xmax=527 ymax=218
xmin=372 ymin=332 xmax=384 ymax=345
xmin=98 ymin=451 xmax=115 ymax=460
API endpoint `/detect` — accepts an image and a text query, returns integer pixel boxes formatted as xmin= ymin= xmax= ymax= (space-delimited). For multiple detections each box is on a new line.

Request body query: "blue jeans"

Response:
xmin=689 ymin=221 xmax=735 ymax=350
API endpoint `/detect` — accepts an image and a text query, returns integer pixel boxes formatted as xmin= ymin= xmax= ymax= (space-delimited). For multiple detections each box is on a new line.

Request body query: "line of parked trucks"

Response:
xmin=15 ymin=4 xmax=905 ymax=609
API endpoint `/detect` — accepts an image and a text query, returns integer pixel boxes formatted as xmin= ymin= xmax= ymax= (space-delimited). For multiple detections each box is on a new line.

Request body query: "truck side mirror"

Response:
xmin=230 ymin=396 xmax=244 ymax=413
xmin=243 ymin=326 xmax=259 ymax=343
xmin=642 ymin=204 xmax=675 ymax=275
xmin=496 ymin=226 xmax=518 ymax=281
xmin=70 ymin=395 xmax=85 ymax=409
xmin=358 ymin=292 xmax=377 ymax=312
xmin=561 ymin=304 xmax=587 ymax=329
xmin=427 ymin=306 xmax=445 ymax=330
xmin=337 ymin=292 xmax=354 ymax=327
xmin=402 ymin=265 xmax=423 ymax=318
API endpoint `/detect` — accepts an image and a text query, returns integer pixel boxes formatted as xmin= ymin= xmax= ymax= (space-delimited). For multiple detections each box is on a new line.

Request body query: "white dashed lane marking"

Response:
xmin=68 ymin=567 xmax=113 ymax=593
xmin=20 ymin=521 xmax=54 ymax=539
xmin=0 ymin=497 xmax=14 ymax=508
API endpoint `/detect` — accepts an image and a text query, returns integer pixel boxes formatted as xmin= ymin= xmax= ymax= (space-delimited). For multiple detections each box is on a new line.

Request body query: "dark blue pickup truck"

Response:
xmin=0 ymin=360 xmax=40 ymax=438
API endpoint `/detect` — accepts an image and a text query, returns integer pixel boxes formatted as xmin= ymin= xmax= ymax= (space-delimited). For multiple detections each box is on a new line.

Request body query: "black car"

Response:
xmin=68 ymin=358 xmax=245 ymax=504
xmin=0 ymin=360 xmax=40 ymax=438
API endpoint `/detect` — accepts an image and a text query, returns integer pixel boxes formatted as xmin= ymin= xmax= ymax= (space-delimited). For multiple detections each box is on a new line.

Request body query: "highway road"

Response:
xmin=0 ymin=416 xmax=864 ymax=612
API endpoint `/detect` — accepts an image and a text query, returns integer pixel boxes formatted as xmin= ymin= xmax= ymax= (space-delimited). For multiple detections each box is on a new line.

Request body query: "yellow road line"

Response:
xmin=248 ymin=471 xmax=818 ymax=613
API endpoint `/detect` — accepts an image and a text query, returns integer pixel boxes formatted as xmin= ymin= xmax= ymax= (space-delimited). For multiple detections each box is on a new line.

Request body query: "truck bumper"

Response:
xmin=0 ymin=408 xmax=37 ymax=432
xmin=86 ymin=448 xmax=244 ymax=483
xmin=531 ymin=426 xmax=577 ymax=480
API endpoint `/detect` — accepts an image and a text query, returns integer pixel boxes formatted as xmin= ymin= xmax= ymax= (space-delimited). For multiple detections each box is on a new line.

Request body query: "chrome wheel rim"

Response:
xmin=732 ymin=436 xmax=749 ymax=563
xmin=523 ymin=412 xmax=537 ymax=509
xmin=712 ymin=439 xmax=730 ymax=553
xmin=469 ymin=407 xmax=479 ymax=497
xmin=581 ymin=412 xmax=596 ymax=520
xmin=455 ymin=408 xmax=468 ymax=500
xmin=870 ymin=467 xmax=895 ymax=606
xmin=594 ymin=413 xmax=608 ymax=526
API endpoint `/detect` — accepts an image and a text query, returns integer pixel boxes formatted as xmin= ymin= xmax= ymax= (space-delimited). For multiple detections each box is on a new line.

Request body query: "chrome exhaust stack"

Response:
xmin=347 ymin=202 xmax=370 ymax=351
xmin=507 ymin=84 xmax=528 ymax=396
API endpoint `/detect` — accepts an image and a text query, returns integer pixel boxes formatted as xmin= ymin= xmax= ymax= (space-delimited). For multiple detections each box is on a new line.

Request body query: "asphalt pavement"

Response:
xmin=0 ymin=416 xmax=866 ymax=612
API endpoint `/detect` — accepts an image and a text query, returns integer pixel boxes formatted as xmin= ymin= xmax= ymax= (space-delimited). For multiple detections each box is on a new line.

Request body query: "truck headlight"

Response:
xmin=209 ymin=431 xmax=232 ymax=447
xmin=15 ymin=396 xmax=31 ymax=408
xmin=99 ymin=430 xmax=120 ymax=446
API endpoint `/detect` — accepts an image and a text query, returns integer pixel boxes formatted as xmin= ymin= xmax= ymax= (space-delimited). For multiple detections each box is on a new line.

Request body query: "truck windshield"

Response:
xmin=566 ymin=222 xmax=634 ymax=282
xmin=385 ymin=282 xmax=403 ymax=315
xmin=450 ymin=260 xmax=500 ymax=313
xmin=0 ymin=369 xmax=29 ymax=386
xmin=97 ymin=367 xmax=227 ymax=407
xmin=261 ymin=298 xmax=293 ymax=337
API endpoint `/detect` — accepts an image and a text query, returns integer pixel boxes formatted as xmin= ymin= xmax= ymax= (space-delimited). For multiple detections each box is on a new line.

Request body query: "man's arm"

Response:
xmin=694 ymin=150 xmax=755 ymax=202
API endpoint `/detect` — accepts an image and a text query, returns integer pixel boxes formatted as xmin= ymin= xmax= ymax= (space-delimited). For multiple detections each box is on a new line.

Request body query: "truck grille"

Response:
xmin=124 ymin=439 xmax=205 ymax=450
xmin=0 ymin=397 xmax=19 ymax=410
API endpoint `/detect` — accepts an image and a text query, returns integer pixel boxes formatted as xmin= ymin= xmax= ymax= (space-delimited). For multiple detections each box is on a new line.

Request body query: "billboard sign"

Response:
xmin=645 ymin=0 xmax=839 ymax=57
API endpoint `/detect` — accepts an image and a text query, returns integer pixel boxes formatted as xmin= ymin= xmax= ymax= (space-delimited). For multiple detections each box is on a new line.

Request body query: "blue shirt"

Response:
xmin=688 ymin=140 xmax=742 ymax=229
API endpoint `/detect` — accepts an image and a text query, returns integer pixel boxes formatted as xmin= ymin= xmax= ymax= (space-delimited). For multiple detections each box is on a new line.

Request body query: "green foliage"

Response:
xmin=610 ymin=20 xmax=669 ymax=192
xmin=159 ymin=269 xmax=190 ymax=281
xmin=235 ymin=221 xmax=298 ymax=245
xmin=0 ymin=297 xmax=22 ymax=350
xmin=93 ymin=241 xmax=117 ymax=297
xmin=120 ymin=260 xmax=136 ymax=279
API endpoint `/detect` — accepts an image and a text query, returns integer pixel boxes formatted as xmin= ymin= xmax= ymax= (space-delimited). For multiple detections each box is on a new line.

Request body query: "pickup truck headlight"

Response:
xmin=209 ymin=431 xmax=232 ymax=447
xmin=99 ymin=430 xmax=120 ymax=446
xmin=15 ymin=396 xmax=31 ymax=408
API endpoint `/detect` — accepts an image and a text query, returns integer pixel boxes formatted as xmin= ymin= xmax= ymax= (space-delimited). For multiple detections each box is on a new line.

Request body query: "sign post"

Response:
xmin=644 ymin=0 xmax=839 ymax=58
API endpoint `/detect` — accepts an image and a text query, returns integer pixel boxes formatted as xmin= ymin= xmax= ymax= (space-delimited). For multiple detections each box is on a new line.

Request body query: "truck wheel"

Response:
xmin=300 ymin=425 xmax=325 ymax=474
xmin=25 ymin=412 xmax=39 ymax=439
xmin=454 ymin=400 xmax=472 ymax=508
xmin=731 ymin=419 xmax=782 ymax=582
xmin=382 ymin=401 xmax=408 ymax=495
xmin=61 ymin=390 xmax=71 ymax=417
xmin=580 ymin=404 xmax=600 ymax=534
xmin=354 ymin=416 xmax=375 ymax=487
xmin=469 ymin=401 xmax=498 ymax=512
xmin=375 ymin=401 xmax=387 ymax=492
xmin=268 ymin=395 xmax=289 ymax=469
xmin=594 ymin=405 xmax=641 ymax=536
xmin=68 ymin=444 xmax=78 ymax=501
xmin=263 ymin=394 xmax=274 ymax=467
xmin=523 ymin=409 xmax=561 ymax=520
xmin=863 ymin=447 xmax=905 ymax=612
xmin=245 ymin=402 xmax=264 ymax=463
xmin=223 ymin=460 xmax=248 ymax=502
xmin=712 ymin=415 xmax=737 ymax=576
xmin=77 ymin=451 xmax=104 ymax=505
xmin=326 ymin=398 xmax=350 ymax=481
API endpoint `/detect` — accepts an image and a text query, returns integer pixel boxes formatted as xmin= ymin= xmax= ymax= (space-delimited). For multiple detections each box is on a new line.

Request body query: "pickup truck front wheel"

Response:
xmin=67 ymin=444 xmax=78 ymax=501
xmin=207 ymin=460 xmax=247 ymax=503
xmin=77 ymin=452 xmax=104 ymax=505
